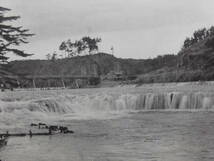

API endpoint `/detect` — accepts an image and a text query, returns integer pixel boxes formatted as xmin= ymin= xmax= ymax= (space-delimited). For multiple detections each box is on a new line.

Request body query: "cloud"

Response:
xmin=1 ymin=0 xmax=214 ymax=59
xmin=4 ymin=0 xmax=210 ymax=36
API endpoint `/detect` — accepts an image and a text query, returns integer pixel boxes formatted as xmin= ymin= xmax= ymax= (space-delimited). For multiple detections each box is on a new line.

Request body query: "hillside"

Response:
xmin=6 ymin=27 xmax=214 ymax=86
xmin=178 ymin=36 xmax=214 ymax=70
xmin=137 ymin=32 xmax=214 ymax=83
xmin=9 ymin=53 xmax=177 ymax=78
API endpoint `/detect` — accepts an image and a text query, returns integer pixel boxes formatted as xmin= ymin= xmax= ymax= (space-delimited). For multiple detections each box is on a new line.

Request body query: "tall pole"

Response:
xmin=47 ymin=79 xmax=50 ymax=88
xmin=61 ymin=79 xmax=66 ymax=88
xmin=32 ymin=79 xmax=36 ymax=88
xmin=16 ymin=80 xmax=20 ymax=88
xmin=75 ymin=79 xmax=79 ymax=88
xmin=111 ymin=46 xmax=114 ymax=55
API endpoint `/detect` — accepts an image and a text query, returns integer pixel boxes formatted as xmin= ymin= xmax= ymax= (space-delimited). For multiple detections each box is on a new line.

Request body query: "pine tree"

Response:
xmin=0 ymin=6 xmax=34 ymax=88
xmin=0 ymin=6 xmax=34 ymax=62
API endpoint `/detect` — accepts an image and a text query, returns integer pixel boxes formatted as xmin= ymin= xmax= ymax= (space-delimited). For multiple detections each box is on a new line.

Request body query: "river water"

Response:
xmin=1 ymin=85 xmax=214 ymax=161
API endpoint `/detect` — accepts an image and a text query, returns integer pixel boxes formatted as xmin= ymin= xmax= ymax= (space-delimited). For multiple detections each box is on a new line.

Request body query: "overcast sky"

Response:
xmin=1 ymin=0 xmax=214 ymax=60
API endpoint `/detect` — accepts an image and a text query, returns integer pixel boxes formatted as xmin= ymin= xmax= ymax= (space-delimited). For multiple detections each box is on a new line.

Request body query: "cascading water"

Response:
xmin=0 ymin=91 xmax=214 ymax=129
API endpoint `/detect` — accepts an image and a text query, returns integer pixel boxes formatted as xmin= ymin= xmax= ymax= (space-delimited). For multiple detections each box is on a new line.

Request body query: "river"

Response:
xmin=1 ymin=84 xmax=214 ymax=161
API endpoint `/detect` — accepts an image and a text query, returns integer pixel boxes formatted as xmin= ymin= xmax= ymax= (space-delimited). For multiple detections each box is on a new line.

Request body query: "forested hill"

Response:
xmin=138 ymin=26 xmax=214 ymax=83
xmin=9 ymin=53 xmax=177 ymax=77
xmin=8 ymin=26 xmax=214 ymax=83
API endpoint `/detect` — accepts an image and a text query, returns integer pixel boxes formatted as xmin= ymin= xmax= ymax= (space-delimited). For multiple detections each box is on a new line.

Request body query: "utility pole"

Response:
xmin=61 ymin=79 xmax=66 ymax=88
xmin=32 ymin=79 xmax=36 ymax=88
xmin=110 ymin=46 xmax=114 ymax=55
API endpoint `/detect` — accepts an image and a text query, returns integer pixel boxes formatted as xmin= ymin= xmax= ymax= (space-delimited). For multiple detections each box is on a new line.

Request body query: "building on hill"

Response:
xmin=104 ymin=71 xmax=126 ymax=81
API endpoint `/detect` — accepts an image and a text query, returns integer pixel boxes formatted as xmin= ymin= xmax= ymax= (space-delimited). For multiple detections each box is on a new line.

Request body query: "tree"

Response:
xmin=51 ymin=51 xmax=58 ymax=61
xmin=81 ymin=36 xmax=101 ymax=54
xmin=182 ymin=26 xmax=214 ymax=49
xmin=209 ymin=26 xmax=214 ymax=36
xmin=205 ymin=37 xmax=214 ymax=50
xmin=0 ymin=6 xmax=34 ymax=88
xmin=0 ymin=6 xmax=34 ymax=62
xmin=59 ymin=39 xmax=76 ymax=58
xmin=46 ymin=53 xmax=51 ymax=60
xmin=183 ymin=37 xmax=191 ymax=49
xmin=193 ymin=28 xmax=207 ymax=41
xmin=59 ymin=36 xmax=101 ymax=57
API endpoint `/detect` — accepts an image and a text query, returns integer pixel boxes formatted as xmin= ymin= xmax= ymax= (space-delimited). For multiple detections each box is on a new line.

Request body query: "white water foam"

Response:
xmin=1 ymin=91 xmax=214 ymax=129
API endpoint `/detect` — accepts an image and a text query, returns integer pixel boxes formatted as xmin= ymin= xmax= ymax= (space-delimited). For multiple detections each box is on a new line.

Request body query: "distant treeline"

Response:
xmin=183 ymin=26 xmax=214 ymax=49
xmin=8 ymin=25 xmax=214 ymax=86
xmin=136 ymin=26 xmax=214 ymax=84
xmin=136 ymin=69 xmax=214 ymax=84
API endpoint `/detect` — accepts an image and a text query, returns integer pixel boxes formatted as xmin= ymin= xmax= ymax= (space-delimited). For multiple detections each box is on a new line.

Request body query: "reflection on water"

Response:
xmin=1 ymin=112 xmax=214 ymax=161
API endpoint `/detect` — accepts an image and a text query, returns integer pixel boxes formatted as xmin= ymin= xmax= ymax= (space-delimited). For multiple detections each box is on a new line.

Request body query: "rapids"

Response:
xmin=1 ymin=84 xmax=214 ymax=161
xmin=0 ymin=84 xmax=214 ymax=130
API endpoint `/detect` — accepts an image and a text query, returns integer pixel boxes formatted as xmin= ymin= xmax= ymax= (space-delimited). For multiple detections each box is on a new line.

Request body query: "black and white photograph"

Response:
xmin=1 ymin=0 xmax=214 ymax=161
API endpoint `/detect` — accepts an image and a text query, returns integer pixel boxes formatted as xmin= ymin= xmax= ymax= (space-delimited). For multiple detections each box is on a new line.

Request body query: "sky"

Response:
xmin=1 ymin=0 xmax=214 ymax=60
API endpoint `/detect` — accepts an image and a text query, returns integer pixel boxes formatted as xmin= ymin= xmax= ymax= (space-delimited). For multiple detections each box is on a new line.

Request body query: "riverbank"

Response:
xmin=2 ymin=80 xmax=214 ymax=94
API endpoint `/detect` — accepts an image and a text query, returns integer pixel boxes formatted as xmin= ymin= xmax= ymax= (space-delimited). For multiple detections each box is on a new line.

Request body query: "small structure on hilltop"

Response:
xmin=105 ymin=71 xmax=126 ymax=81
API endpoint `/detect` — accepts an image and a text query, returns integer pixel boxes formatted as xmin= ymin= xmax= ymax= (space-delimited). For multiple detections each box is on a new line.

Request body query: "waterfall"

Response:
xmin=1 ymin=92 xmax=214 ymax=115
xmin=0 ymin=92 xmax=214 ymax=130
xmin=1 ymin=91 xmax=214 ymax=129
